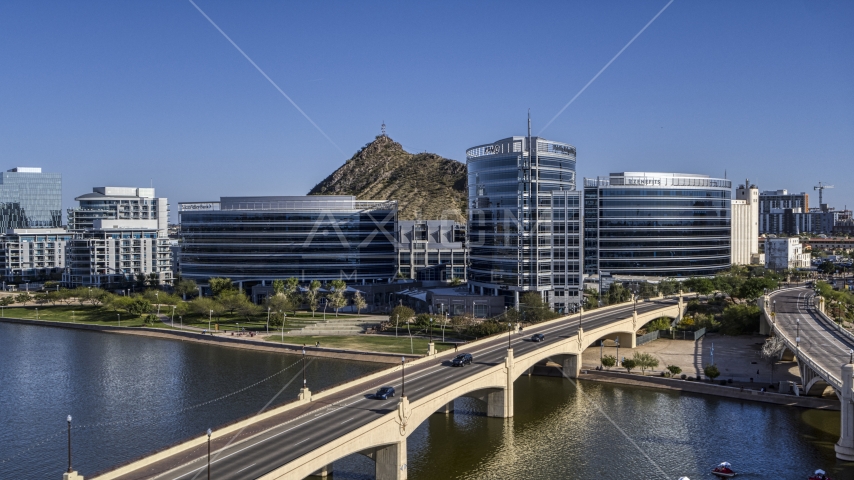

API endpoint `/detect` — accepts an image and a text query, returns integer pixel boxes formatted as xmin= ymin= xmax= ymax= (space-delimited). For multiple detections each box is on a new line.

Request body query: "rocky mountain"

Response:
xmin=308 ymin=135 xmax=467 ymax=221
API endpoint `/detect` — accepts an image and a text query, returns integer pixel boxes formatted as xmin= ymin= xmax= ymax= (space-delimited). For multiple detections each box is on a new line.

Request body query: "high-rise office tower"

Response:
xmin=0 ymin=167 xmax=62 ymax=230
xmin=466 ymin=121 xmax=582 ymax=312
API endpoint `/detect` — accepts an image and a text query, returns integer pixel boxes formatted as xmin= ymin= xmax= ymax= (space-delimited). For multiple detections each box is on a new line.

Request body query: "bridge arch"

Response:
xmin=804 ymin=377 xmax=833 ymax=397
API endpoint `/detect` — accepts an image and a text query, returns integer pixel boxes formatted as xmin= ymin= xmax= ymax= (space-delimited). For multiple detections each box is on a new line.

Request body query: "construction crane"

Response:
xmin=814 ymin=181 xmax=834 ymax=209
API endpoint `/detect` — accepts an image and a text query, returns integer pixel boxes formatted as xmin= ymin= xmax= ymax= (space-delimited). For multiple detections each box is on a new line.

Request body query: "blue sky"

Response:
xmin=1 ymin=1 xmax=852 ymax=221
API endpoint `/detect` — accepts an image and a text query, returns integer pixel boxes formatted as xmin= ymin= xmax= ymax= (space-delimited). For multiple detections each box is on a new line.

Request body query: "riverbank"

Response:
xmin=0 ymin=316 xmax=416 ymax=364
xmin=579 ymin=369 xmax=839 ymax=410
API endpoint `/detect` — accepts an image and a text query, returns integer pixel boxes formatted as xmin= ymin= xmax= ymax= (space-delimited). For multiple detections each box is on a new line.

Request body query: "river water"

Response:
xmin=1 ymin=322 xmax=851 ymax=479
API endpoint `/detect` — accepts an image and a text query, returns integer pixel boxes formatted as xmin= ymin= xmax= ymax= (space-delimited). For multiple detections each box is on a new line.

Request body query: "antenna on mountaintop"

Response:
xmin=381 ymin=121 xmax=386 ymax=136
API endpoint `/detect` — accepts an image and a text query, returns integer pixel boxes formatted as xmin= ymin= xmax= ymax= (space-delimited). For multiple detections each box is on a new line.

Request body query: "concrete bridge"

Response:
xmin=761 ymin=287 xmax=854 ymax=461
xmin=88 ymin=296 xmax=681 ymax=480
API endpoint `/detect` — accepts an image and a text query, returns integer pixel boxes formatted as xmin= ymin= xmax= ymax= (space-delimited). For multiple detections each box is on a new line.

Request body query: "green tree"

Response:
xmin=606 ymin=283 xmax=632 ymax=305
xmin=127 ymin=297 xmax=152 ymax=316
xmin=284 ymin=277 xmax=301 ymax=314
xmin=720 ymin=304 xmax=760 ymax=335
xmin=715 ymin=274 xmax=744 ymax=302
xmin=737 ymin=277 xmax=777 ymax=302
xmin=621 ymin=358 xmax=637 ymax=373
xmin=658 ymin=279 xmax=680 ymax=296
xmin=520 ymin=291 xmax=557 ymax=323
xmin=175 ymin=279 xmax=199 ymax=300
xmin=353 ymin=290 xmax=367 ymax=314
xmin=272 ymin=279 xmax=286 ymax=297
xmin=583 ymin=287 xmax=600 ymax=310
xmin=601 ymin=354 xmax=616 ymax=369
xmin=327 ymin=280 xmax=347 ymax=316
xmin=638 ymin=282 xmax=657 ymax=300
xmin=189 ymin=297 xmax=224 ymax=320
xmin=219 ymin=290 xmax=251 ymax=315
xmin=645 ymin=317 xmax=671 ymax=332
xmin=666 ymin=365 xmax=682 ymax=378
xmin=15 ymin=292 xmax=32 ymax=305
xmin=449 ymin=277 xmax=463 ymax=287
xmin=390 ymin=305 xmax=415 ymax=325
xmin=632 ymin=352 xmax=659 ymax=375
xmin=34 ymin=293 xmax=49 ymax=305
xmin=266 ymin=294 xmax=295 ymax=320
xmin=818 ymin=261 xmax=837 ymax=275
xmin=208 ymin=278 xmax=235 ymax=298
xmin=704 ymin=364 xmax=721 ymax=380
xmin=304 ymin=280 xmax=322 ymax=317
xmin=0 ymin=296 xmax=14 ymax=307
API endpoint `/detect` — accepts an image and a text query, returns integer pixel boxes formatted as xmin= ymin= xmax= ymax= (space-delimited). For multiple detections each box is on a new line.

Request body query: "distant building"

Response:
xmin=731 ymin=180 xmax=759 ymax=265
xmin=467 ymin=133 xmax=582 ymax=312
xmin=0 ymin=167 xmax=62 ymax=231
xmin=179 ymin=196 xmax=398 ymax=292
xmin=0 ymin=228 xmax=71 ymax=283
xmin=765 ymin=237 xmax=811 ymax=270
xmin=67 ymin=187 xmax=168 ymax=232
xmin=63 ymin=187 xmax=171 ymax=288
xmin=397 ymin=220 xmax=466 ymax=282
xmin=757 ymin=189 xmax=837 ymax=235
xmin=584 ymin=172 xmax=732 ymax=278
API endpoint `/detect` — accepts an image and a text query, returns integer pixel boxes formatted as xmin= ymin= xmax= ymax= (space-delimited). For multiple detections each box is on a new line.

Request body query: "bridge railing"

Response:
xmin=766 ymin=310 xmax=841 ymax=390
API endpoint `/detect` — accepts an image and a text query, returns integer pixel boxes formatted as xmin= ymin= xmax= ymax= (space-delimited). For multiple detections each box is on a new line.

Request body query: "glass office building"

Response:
xmin=179 ymin=196 xmax=398 ymax=288
xmin=467 ymin=134 xmax=582 ymax=311
xmin=0 ymin=167 xmax=62 ymax=230
xmin=584 ymin=172 xmax=732 ymax=278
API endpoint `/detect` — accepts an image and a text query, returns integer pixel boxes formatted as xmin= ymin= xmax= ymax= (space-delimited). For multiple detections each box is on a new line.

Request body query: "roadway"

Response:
xmin=109 ymin=298 xmax=676 ymax=480
xmin=770 ymin=287 xmax=854 ymax=383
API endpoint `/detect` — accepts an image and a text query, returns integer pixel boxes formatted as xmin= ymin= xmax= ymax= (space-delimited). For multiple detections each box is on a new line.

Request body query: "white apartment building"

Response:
xmin=731 ymin=180 xmax=759 ymax=265
xmin=765 ymin=237 xmax=811 ymax=270
xmin=0 ymin=228 xmax=71 ymax=283
xmin=63 ymin=187 xmax=171 ymax=288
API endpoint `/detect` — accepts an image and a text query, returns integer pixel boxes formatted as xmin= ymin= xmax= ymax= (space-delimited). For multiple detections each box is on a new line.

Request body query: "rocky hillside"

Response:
xmin=308 ymin=135 xmax=467 ymax=221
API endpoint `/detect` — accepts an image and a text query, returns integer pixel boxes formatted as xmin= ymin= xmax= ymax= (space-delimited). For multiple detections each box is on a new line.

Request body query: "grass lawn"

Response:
xmin=264 ymin=334 xmax=457 ymax=355
xmin=0 ymin=305 xmax=149 ymax=327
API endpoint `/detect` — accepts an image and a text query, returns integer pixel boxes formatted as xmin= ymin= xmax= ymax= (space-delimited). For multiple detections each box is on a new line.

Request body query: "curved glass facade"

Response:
xmin=467 ymin=136 xmax=581 ymax=310
xmin=179 ymin=196 xmax=397 ymax=284
xmin=584 ymin=173 xmax=732 ymax=278
xmin=0 ymin=168 xmax=62 ymax=230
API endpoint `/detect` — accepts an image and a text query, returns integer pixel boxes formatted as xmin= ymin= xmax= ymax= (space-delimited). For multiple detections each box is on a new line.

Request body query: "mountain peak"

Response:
xmin=308 ymin=136 xmax=466 ymax=221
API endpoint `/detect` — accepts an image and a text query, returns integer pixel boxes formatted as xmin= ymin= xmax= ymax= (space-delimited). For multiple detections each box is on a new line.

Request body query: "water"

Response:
xmin=2 ymin=322 xmax=851 ymax=480
xmin=0 ymin=322 xmax=384 ymax=479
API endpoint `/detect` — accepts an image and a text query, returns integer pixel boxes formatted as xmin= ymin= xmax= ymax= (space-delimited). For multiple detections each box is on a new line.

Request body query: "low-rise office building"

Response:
xmin=765 ymin=237 xmax=811 ymax=270
xmin=0 ymin=228 xmax=71 ymax=283
xmin=584 ymin=172 xmax=732 ymax=278
xmin=179 ymin=196 xmax=398 ymax=291
xmin=397 ymin=220 xmax=467 ymax=282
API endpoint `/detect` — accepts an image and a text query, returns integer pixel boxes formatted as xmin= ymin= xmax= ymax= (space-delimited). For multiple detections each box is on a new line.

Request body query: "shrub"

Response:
xmin=667 ymin=365 xmax=683 ymax=378
xmin=704 ymin=364 xmax=721 ymax=380
xmin=680 ymin=374 xmax=687 ymax=380
xmin=601 ymin=355 xmax=616 ymax=369
xmin=621 ymin=358 xmax=637 ymax=373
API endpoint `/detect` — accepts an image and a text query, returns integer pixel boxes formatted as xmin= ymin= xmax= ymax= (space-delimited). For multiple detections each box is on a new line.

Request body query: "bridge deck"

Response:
xmin=98 ymin=299 xmax=676 ymax=480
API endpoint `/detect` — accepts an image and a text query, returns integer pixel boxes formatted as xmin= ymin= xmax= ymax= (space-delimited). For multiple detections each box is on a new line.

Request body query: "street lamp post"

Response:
xmin=267 ymin=307 xmax=271 ymax=335
xmin=600 ymin=339 xmax=604 ymax=364
xmin=280 ymin=311 xmax=285 ymax=341
xmin=302 ymin=348 xmax=307 ymax=388
xmin=155 ymin=292 xmax=160 ymax=315
xmin=208 ymin=310 xmax=212 ymax=332
xmin=206 ymin=428 xmax=212 ymax=480
xmin=508 ymin=323 xmax=512 ymax=350
xmin=171 ymin=305 xmax=176 ymax=328
xmin=429 ymin=318 xmax=433 ymax=344
xmin=796 ymin=318 xmax=800 ymax=341
xmin=35 ymin=307 xmax=38 ymax=320
xmin=615 ymin=338 xmax=620 ymax=366
xmin=180 ymin=315 xmax=183 ymax=330
xmin=401 ymin=357 xmax=406 ymax=397
xmin=66 ymin=415 xmax=73 ymax=473
xmin=395 ymin=314 xmax=399 ymax=338
xmin=117 ymin=313 xmax=120 ymax=326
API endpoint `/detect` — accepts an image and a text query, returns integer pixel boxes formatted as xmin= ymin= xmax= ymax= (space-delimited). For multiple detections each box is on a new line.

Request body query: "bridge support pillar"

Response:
xmin=63 ymin=472 xmax=84 ymax=480
xmin=435 ymin=400 xmax=454 ymax=414
xmin=375 ymin=440 xmax=407 ymax=480
xmin=835 ymin=363 xmax=854 ymax=460
xmin=311 ymin=463 xmax=333 ymax=477
xmin=817 ymin=296 xmax=826 ymax=315
xmin=561 ymin=355 xmax=581 ymax=379
xmin=487 ymin=349 xmax=514 ymax=418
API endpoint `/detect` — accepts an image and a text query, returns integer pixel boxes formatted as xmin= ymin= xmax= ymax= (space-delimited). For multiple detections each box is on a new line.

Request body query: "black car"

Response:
xmin=531 ymin=333 xmax=545 ymax=342
xmin=451 ymin=353 xmax=473 ymax=367
xmin=374 ymin=386 xmax=395 ymax=400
